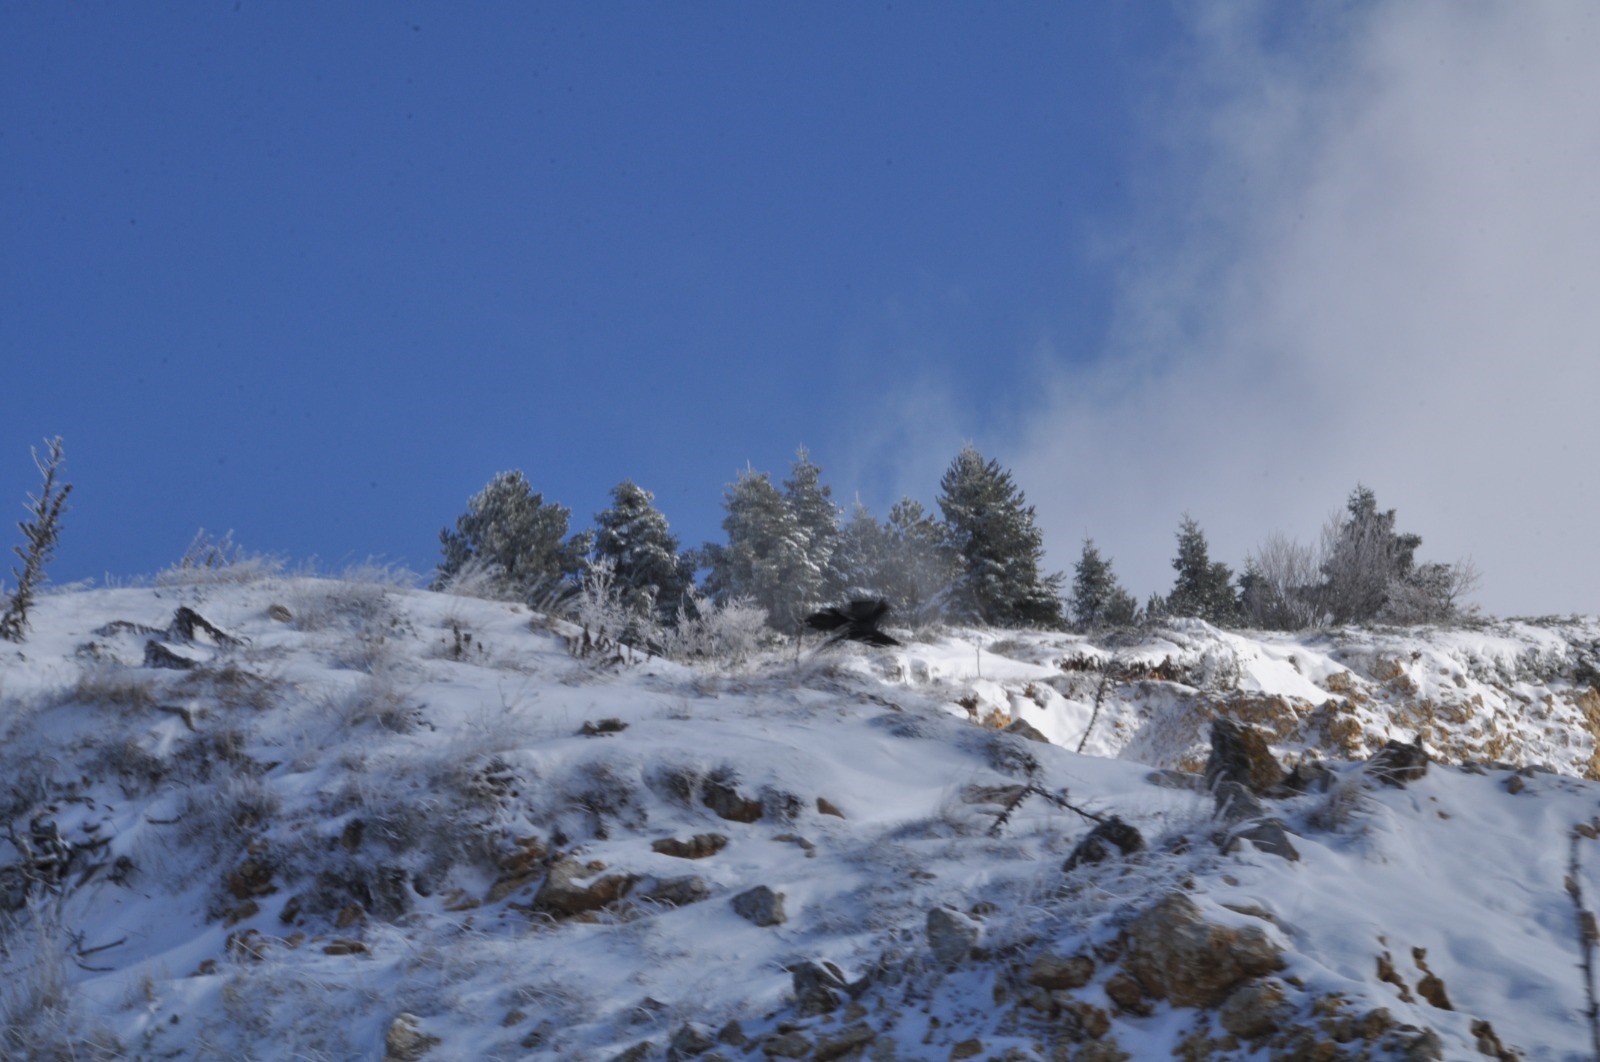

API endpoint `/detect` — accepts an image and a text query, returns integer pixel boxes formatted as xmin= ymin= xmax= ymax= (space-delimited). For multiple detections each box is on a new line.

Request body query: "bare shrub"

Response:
xmin=0 ymin=437 xmax=72 ymax=643
xmin=1240 ymin=530 xmax=1325 ymax=631
xmin=326 ymin=668 xmax=421 ymax=733
xmin=60 ymin=665 xmax=161 ymax=714
xmin=0 ymin=903 xmax=124 ymax=1060
xmin=156 ymin=529 xmax=284 ymax=589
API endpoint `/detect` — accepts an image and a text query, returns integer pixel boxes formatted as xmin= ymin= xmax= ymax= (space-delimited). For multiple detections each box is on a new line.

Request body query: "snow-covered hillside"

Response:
xmin=3 ymin=572 xmax=1599 ymax=1060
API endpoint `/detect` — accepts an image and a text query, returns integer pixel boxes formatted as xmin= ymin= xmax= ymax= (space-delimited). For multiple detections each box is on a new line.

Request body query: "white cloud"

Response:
xmin=1014 ymin=2 xmax=1600 ymax=617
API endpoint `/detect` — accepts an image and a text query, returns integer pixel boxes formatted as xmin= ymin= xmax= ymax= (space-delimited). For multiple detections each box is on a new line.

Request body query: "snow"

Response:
xmin=2 ymin=573 xmax=1599 ymax=1058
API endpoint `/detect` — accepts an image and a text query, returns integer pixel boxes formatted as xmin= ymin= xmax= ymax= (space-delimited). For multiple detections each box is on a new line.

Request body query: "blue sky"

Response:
xmin=4 ymin=4 xmax=1598 ymax=615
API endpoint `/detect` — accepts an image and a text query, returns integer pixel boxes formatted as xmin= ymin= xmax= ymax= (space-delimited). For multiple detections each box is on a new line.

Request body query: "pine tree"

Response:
xmin=1319 ymin=485 xmax=1420 ymax=624
xmin=937 ymin=445 xmax=1064 ymax=628
xmin=592 ymin=480 xmax=693 ymax=624
xmin=1166 ymin=515 xmax=1237 ymax=625
xmin=704 ymin=468 xmax=815 ymax=631
xmin=782 ymin=447 xmax=842 ymax=601
xmin=434 ymin=470 xmax=592 ymax=603
xmin=882 ymin=498 xmax=957 ymax=626
xmin=1070 ymin=538 xmax=1137 ymax=630
xmin=834 ymin=502 xmax=890 ymax=599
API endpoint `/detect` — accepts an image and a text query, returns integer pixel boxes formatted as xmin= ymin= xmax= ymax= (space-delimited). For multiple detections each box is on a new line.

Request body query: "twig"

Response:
xmin=988 ymin=783 xmax=1107 ymax=837
xmin=1567 ymin=828 xmax=1600 ymax=1061
xmin=1075 ymin=657 xmax=1116 ymax=754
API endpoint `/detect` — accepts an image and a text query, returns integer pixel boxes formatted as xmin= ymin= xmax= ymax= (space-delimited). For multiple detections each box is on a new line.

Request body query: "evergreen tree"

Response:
xmin=782 ymin=447 xmax=842 ymax=600
xmin=936 ymin=445 xmax=1064 ymax=628
xmin=434 ymin=470 xmax=592 ymax=603
xmin=1070 ymin=538 xmax=1137 ymax=630
xmin=881 ymin=498 xmax=957 ymax=626
xmin=703 ymin=468 xmax=815 ymax=631
xmin=1165 ymin=515 xmax=1237 ymax=625
xmin=834 ymin=502 xmax=890 ymax=599
xmin=592 ymin=480 xmax=693 ymax=625
xmin=1319 ymin=485 xmax=1421 ymax=624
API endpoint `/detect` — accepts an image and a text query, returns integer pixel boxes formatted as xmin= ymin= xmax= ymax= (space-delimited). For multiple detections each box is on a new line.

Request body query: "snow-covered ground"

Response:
xmin=3 ymin=571 xmax=1599 ymax=1060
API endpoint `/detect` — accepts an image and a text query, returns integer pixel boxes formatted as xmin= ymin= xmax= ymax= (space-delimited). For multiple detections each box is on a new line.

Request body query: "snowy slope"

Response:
xmin=2 ymin=573 xmax=1599 ymax=1060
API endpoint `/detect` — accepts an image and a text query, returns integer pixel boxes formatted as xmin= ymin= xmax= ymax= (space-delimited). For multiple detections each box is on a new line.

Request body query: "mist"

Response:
xmin=1003 ymin=4 xmax=1600 ymax=618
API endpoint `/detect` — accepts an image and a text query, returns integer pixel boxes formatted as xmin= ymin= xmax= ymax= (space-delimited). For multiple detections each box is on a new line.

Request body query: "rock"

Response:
xmin=1279 ymin=758 xmax=1335 ymax=795
xmin=1506 ymin=774 xmax=1525 ymax=795
xmin=144 ymin=640 xmax=198 ymax=670
xmin=817 ymin=797 xmax=846 ymax=818
xmin=792 ymin=960 xmax=849 ymax=1015
xmin=643 ymin=875 xmax=709 ymax=908
xmin=1102 ymin=971 xmax=1149 ymax=1015
xmin=703 ymin=779 xmax=763 ymax=823
xmin=579 ymin=718 xmax=628 ymax=736
xmin=669 ymin=1022 xmax=717 ymax=1059
xmin=384 ymin=1013 xmax=440 ymax=1061
xmin=1218 ymin=978 xmax=1293 ymax=1040
xmin=1410 ymin=948 xmax=1452 ymax=1010
xmin=1368 ymin=738 xmax=1429 ymax=787
xmin=1123 ymin=892 xmax=1284 ymax=1008
xmin=1146 ymin=769 xmax=1206 ymax=791
xmin=267 ymin=603 xmax=293 ymax=623
xmin=652 ymin=833 xmax=729 ymax=860
xmin=1004 ymin=718 xmax=1050 ymax=743
xmin=169 ymin=606 xmax=238 ymax=645
xmin=1072 ymin=1041 xmax=1130 ymax=1062
xmin=731 ymin=885 xmax=786 ymax=927
xmin=612 ymin=1043 xmax=655 ymax=1062
xmin=1212 ymin=780 xmax=1267 ymax=824
xmin=949 ymin=1040 xmax=983 ymax=1060
xmin=532 ymin=857 xmax=638 ymax=919
xmin=1027 ymin=953 xmax=1096 ymax=991
xmin=762 ymin=1031 xmax=812 ymax=1057
xmin=926 ymin=906 xmax=981 ymax=965
xmin=1062 ymin=817 xmax=1144 ymax=873
xmin=322 ymin=938 xmax=367 ymax=955
xmin=814 ymin=1022 xmax=876 ymax=1061
xmin=717 ymin=1021 xmax=747 ymax=1047
xmin=1205 ymin=718 xmax=1286 ymax=794
xmin=1221 ymin=818 xmax=1301 ymax=862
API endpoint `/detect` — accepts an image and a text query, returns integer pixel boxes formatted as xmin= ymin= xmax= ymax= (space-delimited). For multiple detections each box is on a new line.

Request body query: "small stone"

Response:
xmin=1222 ymin=818 xmax=1301 ymax=862
xmin=579 ymin=718 xmax=629 ymax=736
xmin=652 ymin=833 xmax=729 ymax=860
xmin=949 ymin=1039 xmax=983 ymax=1060
xmin=717 ymin=1020 xmax=748 ymax=1047
xmin=1072 ymin=1040 xmax=1131 ymax=1062
xmin=1506 ymin=774 xmax=1525 ymax=795
xmin=669 ymin=1021 xmax=717 ymax=1058
xmin=267 ymin=604 xmax=293 ymax=623
xmin=731 ymin=885 xmax=786 ymax=927
xmin=1063 ymin=817 xmax=1144 ymax=872
xmin=926 ymin=906 xmax=981 ymax=965
xmin=384 ymin=1013 xmax=441 ymax=1061
xmin=762 ymin=1031 xmax=812 ymax=1057
xmin=643 ymin=875 xmax=710 ymax=908
xmin=532 ymin=857 xmax=639 ymax=918
xmin=1367 ymin=738 xmax=1430 ymax=787
xmin=814 ymin=1023 xmax=876 ymax=1061
xmin=817 ymin=797 xmax=846 ymax=818
xmin=323 ymin=938 xmax=367 ymax=956
xmin=1205 ymin=718 xmax=1286 ymax=794
xmin=704 ymin=779 xmax=763 ymax=823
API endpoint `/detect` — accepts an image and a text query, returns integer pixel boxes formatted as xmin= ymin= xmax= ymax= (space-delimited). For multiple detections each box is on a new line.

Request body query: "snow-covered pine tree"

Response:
xmin=936 ymin=445 xmax=1064 ymax=628
xmin=1317 ymin=484 xmax=1475 ymax=624
xmin=1070 ymin=538 xmax=1138 ymax=631
xmin=782 ymin=447 xmax=842 ymax=603
xmin=834 ymin=502 xmax=889 ymax=599
xmin=703 ymin=468 xmax=815 ymax=631
xmin=1165 ymin=515 xmax=1237 ymax=625
xmin=881 ymin=498 xmax=957 ymax=627
xmin=434 ymin=470 xmax=593 ymax=604
xmin=592 ymin=480 xmax=693 ymax=625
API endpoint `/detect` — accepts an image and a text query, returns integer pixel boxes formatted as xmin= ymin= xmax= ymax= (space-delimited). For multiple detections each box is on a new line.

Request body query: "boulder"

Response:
xmin=643 ymin=875 xmax=709 ymax=908
xmin=1204 ymin=719 xmax=1285 ymax=794
xmin=1367 ymin=738 xmax=1429 ymax=787
xmin=1218 ymin=978 xmax=1293 ymax=1040
xmin=532 ymin=858 xmax=638 ymax=919
xmin=1027 ymin=952 xmax=1096 ymax=991
xmin=1123 ymin=892 xmax=1284 ymax=1008
xmin=652 ymin=833 xmax=729 ymax=860
xmin=384 ymin=1013 xmax=440 ymax=1061
xmin=703 ymin=780 xmax=763 ymax=823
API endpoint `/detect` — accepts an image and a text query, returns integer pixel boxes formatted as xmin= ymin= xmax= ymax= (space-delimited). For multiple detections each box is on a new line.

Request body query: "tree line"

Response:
xmin=433 ymin=447 xmax=1479 ymax=636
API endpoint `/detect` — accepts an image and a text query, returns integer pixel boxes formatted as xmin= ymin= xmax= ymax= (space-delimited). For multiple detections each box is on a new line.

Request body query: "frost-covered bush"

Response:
xmin=0 ymin=437 xmax=72 ymax=643
xmin=663 ymin=587 xmax=768 ymax=670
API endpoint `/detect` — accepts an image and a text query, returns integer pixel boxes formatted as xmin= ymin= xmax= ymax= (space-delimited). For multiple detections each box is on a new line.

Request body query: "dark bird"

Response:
xmin=804 ymin=599 xmax=901 ymax=647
